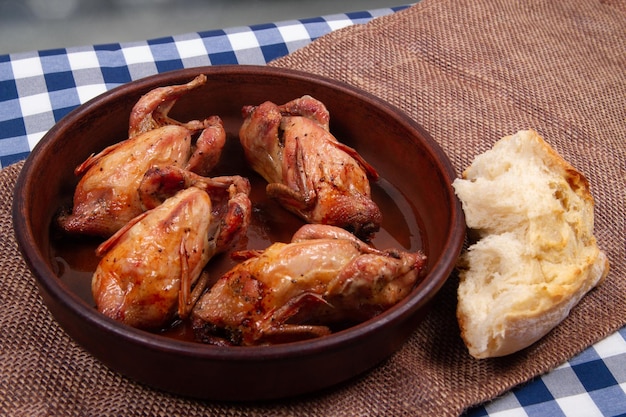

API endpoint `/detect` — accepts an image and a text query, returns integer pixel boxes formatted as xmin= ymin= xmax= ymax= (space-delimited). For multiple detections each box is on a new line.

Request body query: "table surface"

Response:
xmin=1 ymin=5 xmax=624 ymax=417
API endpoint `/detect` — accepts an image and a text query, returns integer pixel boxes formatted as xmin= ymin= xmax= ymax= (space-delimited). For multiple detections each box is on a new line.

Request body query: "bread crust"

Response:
xmin=453 ymin=130 xmax=609 ymax=359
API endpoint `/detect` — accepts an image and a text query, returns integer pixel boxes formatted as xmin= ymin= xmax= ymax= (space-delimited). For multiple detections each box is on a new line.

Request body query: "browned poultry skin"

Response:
xmin=128 ymin=74 xmax=209 ymax=138
xmin=58 ymin=74 xmax=225 ymax=237
xmin=92 ymin=187 xmax=213 ymax=329
xmin=93 ymin=176 xmax=252 ymax=330
xmin=128 ymin=74 xmax=225 ymax=176
xmin=58 ymin=117 xmax=225 ymax=237
xmin=184 ymin=119 xmax=226 ymax=176
xmin=137 ymin=165 xmax=253 ymax=253
xmin=239 ymin=95 xmax=382 ymax=240
xmin=192 ymin=224 xmax=426 ymax=346
xmin=58 ymin=125 xmax=194 ymax=237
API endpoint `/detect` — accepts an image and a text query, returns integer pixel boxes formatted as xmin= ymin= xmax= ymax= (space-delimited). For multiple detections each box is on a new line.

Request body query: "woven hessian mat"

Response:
xmin=2 ymin=1 xmax=625 ymax=416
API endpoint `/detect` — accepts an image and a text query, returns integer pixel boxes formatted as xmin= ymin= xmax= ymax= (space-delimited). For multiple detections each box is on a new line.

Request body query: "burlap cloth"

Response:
xmin=2 ymin=1 xmax=624 ymax=416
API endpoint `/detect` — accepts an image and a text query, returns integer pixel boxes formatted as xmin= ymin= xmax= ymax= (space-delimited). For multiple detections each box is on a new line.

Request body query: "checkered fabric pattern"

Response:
xmin=0 ymin=7 xmax=403 ymax=169
xmin=467 ymin=327 xmax=626 ymax=417
xmin=0 ymin=6 xmax=624 ymax=417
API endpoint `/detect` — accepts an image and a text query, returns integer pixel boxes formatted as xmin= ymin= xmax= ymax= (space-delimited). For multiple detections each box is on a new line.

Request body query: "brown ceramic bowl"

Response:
xmin=13 ymin=65 xmax=464 ymax=401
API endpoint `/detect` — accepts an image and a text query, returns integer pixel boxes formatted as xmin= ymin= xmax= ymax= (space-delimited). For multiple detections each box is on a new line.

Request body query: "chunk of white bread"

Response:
xmin=452 ymin=129 xmax=609 ymax=359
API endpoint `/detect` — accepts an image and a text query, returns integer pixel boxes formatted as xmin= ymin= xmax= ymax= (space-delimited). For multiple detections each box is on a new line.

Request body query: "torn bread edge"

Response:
xmin=452 ymin=129 xmax=610 ymax=359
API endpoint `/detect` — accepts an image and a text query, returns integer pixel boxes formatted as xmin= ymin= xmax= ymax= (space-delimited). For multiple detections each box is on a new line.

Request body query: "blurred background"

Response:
xmin=0 ymin=0 xmax=405 ymax=54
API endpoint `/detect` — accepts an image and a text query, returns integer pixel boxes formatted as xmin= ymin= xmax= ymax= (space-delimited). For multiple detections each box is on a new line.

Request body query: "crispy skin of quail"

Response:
xmin=58 ymin=75 xmax=226 ymax=238
xmin=128 ymin=74 xmax=209 ymax=138
xmin=137 ymin=165 xmax=252 ymax=252
xmin=92 ymin=187 xmax=214 ymax=330
xmin=57 ymin=117 xmax=225 ymax=237
xmin=58 ymin=125 xmax=194 ymax=237
xmin=93 ymin=177 xmax=251 ymax=330
xmin=128 ymin=73 xmax=226 ymax=175
xmin=192 ymin=224 xmax=426 ymax=346
xmin=239 ymin=95 xmax=382 ymax=240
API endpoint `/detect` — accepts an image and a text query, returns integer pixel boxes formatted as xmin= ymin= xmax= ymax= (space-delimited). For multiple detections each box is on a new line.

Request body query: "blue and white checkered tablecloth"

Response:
xmin=1 ymin=6 xmax=624 ymax=417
